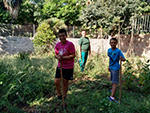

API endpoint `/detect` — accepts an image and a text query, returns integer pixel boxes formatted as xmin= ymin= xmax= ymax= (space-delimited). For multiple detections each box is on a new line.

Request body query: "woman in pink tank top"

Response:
xmin=54 ymin=29 xmax=75 ymax=100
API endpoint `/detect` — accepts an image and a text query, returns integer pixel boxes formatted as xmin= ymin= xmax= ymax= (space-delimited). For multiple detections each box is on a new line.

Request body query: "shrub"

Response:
xmin=33 ymin=18 xmax=66 ymax=53
xmin=33 ymin=22 xmax=55 ymax=52
xmin=123 ymin=58 xmax=150 ymax=93
xmin=42 ymin=18 xmax=67 ymax=37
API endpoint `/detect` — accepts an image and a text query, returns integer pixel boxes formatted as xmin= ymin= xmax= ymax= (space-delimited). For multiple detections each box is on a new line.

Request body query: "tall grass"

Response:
xmin=0 ymin=51 xmax=149 ymax=113
xmin=0 ymin=52 xmax=57 ymax=112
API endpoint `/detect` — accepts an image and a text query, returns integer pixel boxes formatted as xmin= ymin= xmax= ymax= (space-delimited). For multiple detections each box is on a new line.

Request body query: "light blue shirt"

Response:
xmin=108 ymin=48 xmax=125 ymax=70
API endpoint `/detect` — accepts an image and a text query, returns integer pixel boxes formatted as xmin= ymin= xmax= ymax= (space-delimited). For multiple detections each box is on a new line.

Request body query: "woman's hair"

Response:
xmin=58 ymin=29 xmax=67 ymax=36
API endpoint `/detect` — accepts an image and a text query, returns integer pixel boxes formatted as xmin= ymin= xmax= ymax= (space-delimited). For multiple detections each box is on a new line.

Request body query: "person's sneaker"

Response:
xmin=109 ymin=96 xmax=118 ymax=103
xmin=109 ymin=96 xmax=114 ymax=101
xmin=108 ymin=89 xmax=112 ymax=92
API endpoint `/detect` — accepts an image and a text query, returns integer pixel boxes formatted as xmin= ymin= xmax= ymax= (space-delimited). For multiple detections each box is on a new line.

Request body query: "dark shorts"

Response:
xmin=110 ymin=69 xmax=119 ymax=83
xmin=55 ymin=67 xmax=74 ymax=80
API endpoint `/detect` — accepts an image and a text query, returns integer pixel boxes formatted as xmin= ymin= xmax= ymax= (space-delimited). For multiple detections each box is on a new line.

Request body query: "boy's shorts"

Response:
xmin=110 ymin=69 xmax=119 ymax=83
xmin=55 ymin=67 xmax=73 ymax=80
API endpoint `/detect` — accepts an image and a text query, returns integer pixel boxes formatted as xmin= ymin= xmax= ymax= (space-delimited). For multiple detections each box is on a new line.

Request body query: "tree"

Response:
xmin=2 ymin=0 xmax=45 ymax=24
xmin=0 ymin=0 xmax=7 ymax=10
xmin=3 ymin=0 xmax=22 ymax=19
xmin=0 ymin=5 xmax=12 ymax=34
xmin=126 ymin=0 xmax=150 ymax=56
xmin=33 ymin=18 xmax=66 ymax=52
xmin=42 ymin=0 xmax=59 ymax=19
xmin=0 ymin=5 xmax=11 ymax=23
xmin=138 ymin=0 xmax=150 ymax=14
xmin=56 ymin=0 xmax=82 ymax=26
xmin=12 ymin=0 xmax=46 ymax=24
xmin=42 ymin=0 xmax=82 ymax=26
xmin=79 ymin=0 xmax=141 ymax=34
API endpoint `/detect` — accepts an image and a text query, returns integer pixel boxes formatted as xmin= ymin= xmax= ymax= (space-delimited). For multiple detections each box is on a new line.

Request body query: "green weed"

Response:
xmin=0 ymin=52 xmax=149 ymax=113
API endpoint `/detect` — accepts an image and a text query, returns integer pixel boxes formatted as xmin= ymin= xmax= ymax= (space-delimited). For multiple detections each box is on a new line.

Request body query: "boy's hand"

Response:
xmin=119 ymin=56 xmax=126 ymax=61
xmin=108 ymin=67 xmax=110 ymax=71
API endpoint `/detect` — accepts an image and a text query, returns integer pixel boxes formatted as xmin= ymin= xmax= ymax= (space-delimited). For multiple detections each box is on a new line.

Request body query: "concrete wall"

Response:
xmin=0 ymin=36 xmax=34 ymax=54
xmin=0 ymin=34 xmax=150 ymax=57
xmin=67 ymin=38 xmax=110 ymax=54
xmin=114 ymin=34 xmax=150 ymax=56
xmin=68 ymin=34 xmax=150 ymax=57
xmin=0 ymin=24 xmax=37 ymax=37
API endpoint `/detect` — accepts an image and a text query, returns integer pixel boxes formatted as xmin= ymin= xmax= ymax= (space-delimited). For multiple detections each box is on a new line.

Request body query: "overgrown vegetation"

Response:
xmin=1 ymin=0 xmax=150 ymax=35
xmin=123 ymin=58 xmax=150 ymax=94
xmin=0 ymin=51 xmax=149 ymax=113
xmin=33 ymin=18 xmax=66 ymax=53
xmin=0 ymin=5 xmax=12 ymax=35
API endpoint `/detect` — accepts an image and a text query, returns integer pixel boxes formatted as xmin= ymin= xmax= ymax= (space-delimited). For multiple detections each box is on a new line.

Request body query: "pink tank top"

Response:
xmin=55 ymin=40 xmax=75 ymax=69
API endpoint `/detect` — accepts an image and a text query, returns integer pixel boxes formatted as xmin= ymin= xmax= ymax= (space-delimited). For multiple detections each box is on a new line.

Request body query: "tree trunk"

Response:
xmin=118 ymin=23 xmax=121 ymax=49
xmin=3 ymin=0 xmax=19 ymax=19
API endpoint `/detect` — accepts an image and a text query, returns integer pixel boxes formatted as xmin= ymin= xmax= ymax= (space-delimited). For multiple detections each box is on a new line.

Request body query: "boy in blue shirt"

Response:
xmin=108 ymin=38 xmax=126 ymax=102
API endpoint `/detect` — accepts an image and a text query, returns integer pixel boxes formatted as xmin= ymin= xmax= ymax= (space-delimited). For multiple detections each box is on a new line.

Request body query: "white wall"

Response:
xmin=0 ymin=37 xmax=111 ymax=55
xmin=67 ymin=38 xmax=110 ymax=53
xmin=0 ymin=36 xmax=34 ymax=54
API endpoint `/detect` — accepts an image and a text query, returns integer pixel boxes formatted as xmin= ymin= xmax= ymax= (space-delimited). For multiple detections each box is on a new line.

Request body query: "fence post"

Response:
xmin=33 ymin=24 xmax=35 ymax=37
xmin=140 ymin=16 xmax=142 ymax=32
xmin=147 ymin=15 xmax=149 ymax=32
xmin=149 ymin=15 xmax=150 ymax=33
xmin=73 ymin=26 xmax=74 ymax=38
xmin=12 ymin=25 xmax=14 ymax=36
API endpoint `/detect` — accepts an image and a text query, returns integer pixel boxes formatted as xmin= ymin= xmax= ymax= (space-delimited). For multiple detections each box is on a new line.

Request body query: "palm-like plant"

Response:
xmin=3 ymin=0 xmax=22 ymax=19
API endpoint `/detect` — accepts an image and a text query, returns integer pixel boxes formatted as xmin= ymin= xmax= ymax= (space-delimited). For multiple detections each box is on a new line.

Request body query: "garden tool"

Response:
xmin=59 ymin=61 xmax=65 ymax=109
xmin=119 ymin=60 xmax=122 ymax=103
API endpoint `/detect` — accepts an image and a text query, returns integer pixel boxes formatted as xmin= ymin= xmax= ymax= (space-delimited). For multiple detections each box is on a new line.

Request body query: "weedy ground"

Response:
xmin=0 ymin=51 xmax=149 ymax=113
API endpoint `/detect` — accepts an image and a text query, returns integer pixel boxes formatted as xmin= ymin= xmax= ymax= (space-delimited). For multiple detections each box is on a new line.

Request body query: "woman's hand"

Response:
xmin=56 ymin=54 xmax=63 ymax=60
